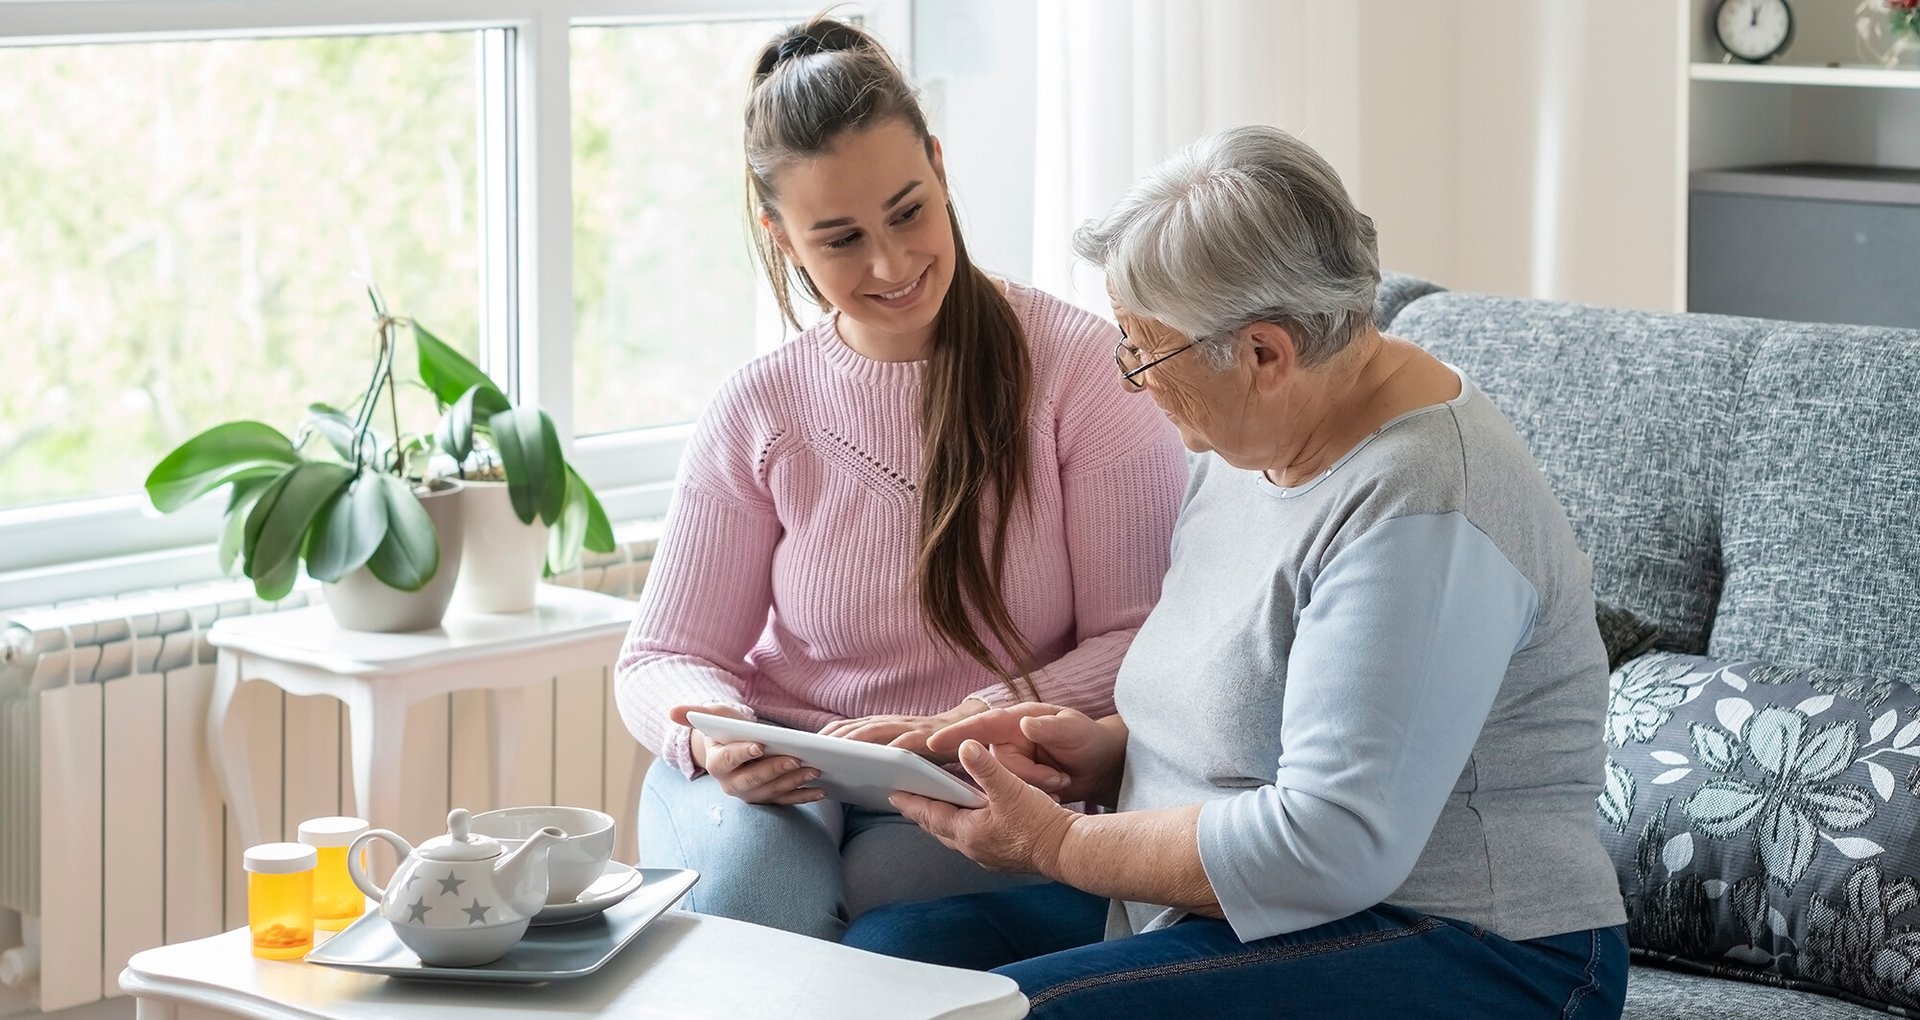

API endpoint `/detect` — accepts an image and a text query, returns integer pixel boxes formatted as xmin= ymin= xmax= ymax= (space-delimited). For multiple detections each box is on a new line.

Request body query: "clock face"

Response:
xmin=1716 ymin=0 xmax=1793 ymax=63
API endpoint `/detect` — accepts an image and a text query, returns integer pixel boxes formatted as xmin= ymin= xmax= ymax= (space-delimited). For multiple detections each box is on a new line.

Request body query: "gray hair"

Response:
xmin=1072 ymin=125 xmax=1380 ymax=369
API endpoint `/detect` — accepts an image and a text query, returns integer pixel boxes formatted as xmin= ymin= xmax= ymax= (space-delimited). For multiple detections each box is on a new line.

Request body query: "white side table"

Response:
xmin=207 ymin=585 xmax=636 ymax=850
xmin=120 ymin=914 xmax=1028 ymax=1019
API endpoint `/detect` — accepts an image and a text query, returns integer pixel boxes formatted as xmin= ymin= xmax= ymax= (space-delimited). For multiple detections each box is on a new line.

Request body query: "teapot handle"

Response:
xmin=347 ymin=829 xmax=412 ymax=901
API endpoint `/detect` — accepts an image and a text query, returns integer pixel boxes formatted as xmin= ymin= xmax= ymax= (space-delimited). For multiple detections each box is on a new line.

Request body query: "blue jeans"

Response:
xmin=637 ymin=758 xmax=1042 ymax=941
xmin=843 ymin=883 xmax=1629 ymax=1019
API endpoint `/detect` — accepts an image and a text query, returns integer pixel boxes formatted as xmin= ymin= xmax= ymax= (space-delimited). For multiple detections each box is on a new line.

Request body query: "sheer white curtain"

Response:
xmin=1029 ymin=0 xmax=1366 ymax=314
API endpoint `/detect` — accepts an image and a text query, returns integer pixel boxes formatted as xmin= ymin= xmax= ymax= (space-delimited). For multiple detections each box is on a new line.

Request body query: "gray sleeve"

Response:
xmin=1195 ymin=512 xmax=1538 ymax=942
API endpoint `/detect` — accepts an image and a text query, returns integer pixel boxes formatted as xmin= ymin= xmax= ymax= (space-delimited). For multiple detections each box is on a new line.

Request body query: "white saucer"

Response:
xmin=530 ymin=861 xmax=646 ymax=926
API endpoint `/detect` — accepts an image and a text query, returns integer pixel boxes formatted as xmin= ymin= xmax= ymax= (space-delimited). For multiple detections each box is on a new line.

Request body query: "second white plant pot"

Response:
xmin=450 ymin=479 xmax=548 ymax=615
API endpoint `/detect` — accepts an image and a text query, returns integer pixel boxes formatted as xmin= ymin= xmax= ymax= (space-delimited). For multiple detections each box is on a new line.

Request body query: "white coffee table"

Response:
xmin=120 ymin=912 xmax=1028 ymax=1020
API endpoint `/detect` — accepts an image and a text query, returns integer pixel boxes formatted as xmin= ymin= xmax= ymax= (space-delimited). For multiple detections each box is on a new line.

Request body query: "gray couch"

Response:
xmin=1375 ymin=273 xmax=1920 ymax=1019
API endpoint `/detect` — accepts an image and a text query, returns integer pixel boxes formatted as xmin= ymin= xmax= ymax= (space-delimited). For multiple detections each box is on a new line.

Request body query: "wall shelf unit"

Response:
xmin=1688 ymin=60 xmax=1920 ymax=89
xmin=1677 ymin=0 xmax=1920 ymax=319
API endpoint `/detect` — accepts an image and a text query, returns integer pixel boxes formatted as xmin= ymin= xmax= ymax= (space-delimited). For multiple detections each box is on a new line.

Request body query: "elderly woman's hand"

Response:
xmin=889 ymin=740 xmax=1080 ymax=875
xmin=927 ymin=704 xmax=1127 ymax=807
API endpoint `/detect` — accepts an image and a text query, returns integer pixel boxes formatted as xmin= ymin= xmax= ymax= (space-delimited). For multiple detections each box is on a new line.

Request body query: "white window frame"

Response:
xmin=0 ymin=0 xmax=911 ymax=610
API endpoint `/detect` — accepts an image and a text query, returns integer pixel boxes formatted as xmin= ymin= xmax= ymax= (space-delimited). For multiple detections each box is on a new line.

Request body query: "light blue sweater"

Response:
xmin=1111 ymin=370 xmax=1628 ymax=943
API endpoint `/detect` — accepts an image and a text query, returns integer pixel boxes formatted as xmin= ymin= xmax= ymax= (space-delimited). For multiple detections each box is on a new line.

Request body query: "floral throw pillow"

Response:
xmin=1600 ymin=652 xmax=1920 ymax=1015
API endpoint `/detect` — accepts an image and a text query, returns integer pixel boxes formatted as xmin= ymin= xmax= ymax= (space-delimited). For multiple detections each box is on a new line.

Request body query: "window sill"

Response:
xmin=0 ymin=494 xmax=668 ymax=615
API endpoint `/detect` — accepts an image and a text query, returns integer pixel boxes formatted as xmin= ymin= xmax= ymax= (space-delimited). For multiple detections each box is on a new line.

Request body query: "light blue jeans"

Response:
xmin=637 ymin=757 xmax=1043 ymax=941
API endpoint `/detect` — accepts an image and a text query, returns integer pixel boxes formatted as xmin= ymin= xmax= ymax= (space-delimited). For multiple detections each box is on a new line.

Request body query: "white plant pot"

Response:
xmin=449 ymin=479 xmax=548 ymax=615
xmin=322 ymin=479 xmax=465 ymax=633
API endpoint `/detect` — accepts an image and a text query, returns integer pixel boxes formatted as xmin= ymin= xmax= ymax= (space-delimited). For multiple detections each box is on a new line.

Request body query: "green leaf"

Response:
xmin=218 ymin=474 xmax=282 ymax=575
xmin=145 ymin=421 xmax=298 ymax=512
xmin=241 ymin=471 xmax=292 ymax=569
xmin=473 ymin=384 xmax=510 ymax=419
xmin=575 ymin=467 xmax=614 ymax=552
xmin=242 ymin=461 xmax=354 ymax=589
xmin=433 ymin=384 xmax=505 ymax=465
xmin=364 ymin=475 xmax=439 ymax=592
xmin=302 ymin=407 xmax=360 ymax=462
xmin=437 ymin=387 xmax=476 ymax=464
xmin=490 ymin=407 xmax=565 ymax=526
xmin=546 ymin=472 xmax=589 ymax=576
xmin=533 ymin=411 xmax=566 ymax=525
xmin=305 ymin=470 xmax=391 ymax=582
xmin=414 ymin=323 xmax=501 ymax=408
xmin=251 ymin=543 xmax=303 ymax=602
xmin=544 ymin=465 xmax=612 ymax=573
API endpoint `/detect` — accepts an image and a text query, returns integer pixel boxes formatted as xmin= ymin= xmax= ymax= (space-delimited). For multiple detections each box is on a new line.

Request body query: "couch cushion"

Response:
xmin=1710 ymin=324 xmax=1920 ymax=678
xmin=1600 ymin=599 xmax=1662 ymax=670
xmin=1601 ymin=651 xmax=1920 ymax=1015
xmin=1627 ymin=964 xmax=1885 ymax=1019
xmin=1390 ymin=293 xmax=1771 ymax=653
xmin=1373 ymin=271 xmax=1444 ymax=329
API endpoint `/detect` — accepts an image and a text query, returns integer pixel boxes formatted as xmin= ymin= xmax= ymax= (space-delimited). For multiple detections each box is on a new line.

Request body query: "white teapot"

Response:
xmin=349 ymin=808 xmax=563 ymax=966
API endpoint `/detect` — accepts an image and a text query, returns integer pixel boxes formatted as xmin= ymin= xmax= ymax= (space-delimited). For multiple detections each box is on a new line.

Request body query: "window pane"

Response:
xmin=0 ymin=33 xmax=483 ymax=511
xmin=571 ymin=21 xmax=788 ymax=438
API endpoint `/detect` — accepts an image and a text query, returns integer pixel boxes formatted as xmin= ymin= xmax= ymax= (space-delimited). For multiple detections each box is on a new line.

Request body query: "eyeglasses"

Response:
xmin=1114 ymin=333 xmax=1202 ymax=391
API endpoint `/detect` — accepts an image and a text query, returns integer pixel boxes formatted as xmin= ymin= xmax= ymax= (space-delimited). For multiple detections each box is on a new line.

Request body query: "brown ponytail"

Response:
xmin=744 ymin=15 xmax=1037 ymax=700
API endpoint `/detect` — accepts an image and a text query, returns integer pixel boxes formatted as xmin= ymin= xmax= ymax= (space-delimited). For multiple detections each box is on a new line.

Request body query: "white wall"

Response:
xmin=913 ymin=0 xmax=1039 ymax=282
xmin=1347 ymin=1 xmax=1459 ymax=291
xmin=1449 ymin=0 xmax=1686 ymax=311
xmin=917 ymin=0 xmax=1690 ymax=314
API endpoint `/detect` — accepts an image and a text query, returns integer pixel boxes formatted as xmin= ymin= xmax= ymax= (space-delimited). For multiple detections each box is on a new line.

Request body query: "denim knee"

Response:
xmin=636 ymin=758 xmax=847 ymax=939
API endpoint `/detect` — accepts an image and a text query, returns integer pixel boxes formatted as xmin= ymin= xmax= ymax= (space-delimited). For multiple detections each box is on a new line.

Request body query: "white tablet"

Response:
xmin=685 ymin=712 xmax=987 ymax=811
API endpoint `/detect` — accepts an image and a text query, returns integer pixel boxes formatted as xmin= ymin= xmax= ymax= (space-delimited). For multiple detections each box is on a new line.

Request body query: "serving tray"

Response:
xmin=305 ymin=868 xmax=697 ymax=984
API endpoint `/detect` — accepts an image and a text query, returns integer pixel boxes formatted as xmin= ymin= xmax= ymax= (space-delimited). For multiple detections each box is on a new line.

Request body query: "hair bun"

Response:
xmin=773 ymin=33 xmax=819 ymax=63
xmin=758 ymin=19 xmax=868 ymax=77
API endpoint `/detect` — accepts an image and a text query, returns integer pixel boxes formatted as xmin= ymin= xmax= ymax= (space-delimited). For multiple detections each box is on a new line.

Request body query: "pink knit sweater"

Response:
xmin=615 ymin=283 xmax=1187 ymax=776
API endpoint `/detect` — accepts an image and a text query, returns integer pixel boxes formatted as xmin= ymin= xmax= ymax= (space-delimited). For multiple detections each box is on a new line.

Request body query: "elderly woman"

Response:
xmin=839 ymin=125 xmax=1630 ymax=1019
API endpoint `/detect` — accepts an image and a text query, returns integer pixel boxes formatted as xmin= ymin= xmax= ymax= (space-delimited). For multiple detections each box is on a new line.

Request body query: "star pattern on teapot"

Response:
xmin=437 ymin=872 xmax=466 ymax=896
xmin=405 ymin=897 xmax=431 ymax=923
xmin=462 ymin=898 xmax=492 ymax=925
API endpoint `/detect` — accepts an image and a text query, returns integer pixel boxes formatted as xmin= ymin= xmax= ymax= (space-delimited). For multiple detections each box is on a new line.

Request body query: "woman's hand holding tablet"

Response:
xmin=685 ymin=712 xmax=988 ymax=811
xmin=668 ymin=705 xmax=824 ymax=806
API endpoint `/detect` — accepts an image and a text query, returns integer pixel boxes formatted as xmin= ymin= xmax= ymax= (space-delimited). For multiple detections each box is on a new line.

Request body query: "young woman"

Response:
xmin=614 ymin=15 xmax=1186 ymax=941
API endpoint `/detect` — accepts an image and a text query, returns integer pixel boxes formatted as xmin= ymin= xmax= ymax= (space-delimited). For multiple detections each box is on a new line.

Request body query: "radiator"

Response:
xmin=0 ymin=542 xmax=652 ymax=1015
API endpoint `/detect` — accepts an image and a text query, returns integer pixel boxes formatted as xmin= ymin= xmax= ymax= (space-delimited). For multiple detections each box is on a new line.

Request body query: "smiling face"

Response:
xmin=765 ymin=118 xmax=955 ymax=360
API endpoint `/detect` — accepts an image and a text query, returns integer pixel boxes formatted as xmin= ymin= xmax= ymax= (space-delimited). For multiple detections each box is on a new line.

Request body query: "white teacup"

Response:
xmin=469 ymin=806 xmax=615 ymax=905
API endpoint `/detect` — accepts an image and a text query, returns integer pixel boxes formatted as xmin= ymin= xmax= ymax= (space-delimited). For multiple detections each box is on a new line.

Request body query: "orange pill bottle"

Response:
xmin=298 ymin=816 xmax=370 ymax=931
xmin=244 ymin=843 xmax=317 ymax=960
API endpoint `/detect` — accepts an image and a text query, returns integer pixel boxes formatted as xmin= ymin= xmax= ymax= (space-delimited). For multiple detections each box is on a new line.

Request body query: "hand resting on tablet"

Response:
xmin=817 ymin=697 xmax=992 ymax=760
xmin=927 ymin=703 xmax=1129 ymax=808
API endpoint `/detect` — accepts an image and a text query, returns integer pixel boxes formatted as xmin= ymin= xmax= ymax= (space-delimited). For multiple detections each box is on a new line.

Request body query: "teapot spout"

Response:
xmin=494 ymin=825 xmax=564 ymax=917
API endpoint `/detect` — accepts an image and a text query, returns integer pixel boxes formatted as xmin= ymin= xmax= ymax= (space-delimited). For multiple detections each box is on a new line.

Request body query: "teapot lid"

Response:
xmin=415 ymin=808 xmax=503 ymax=863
